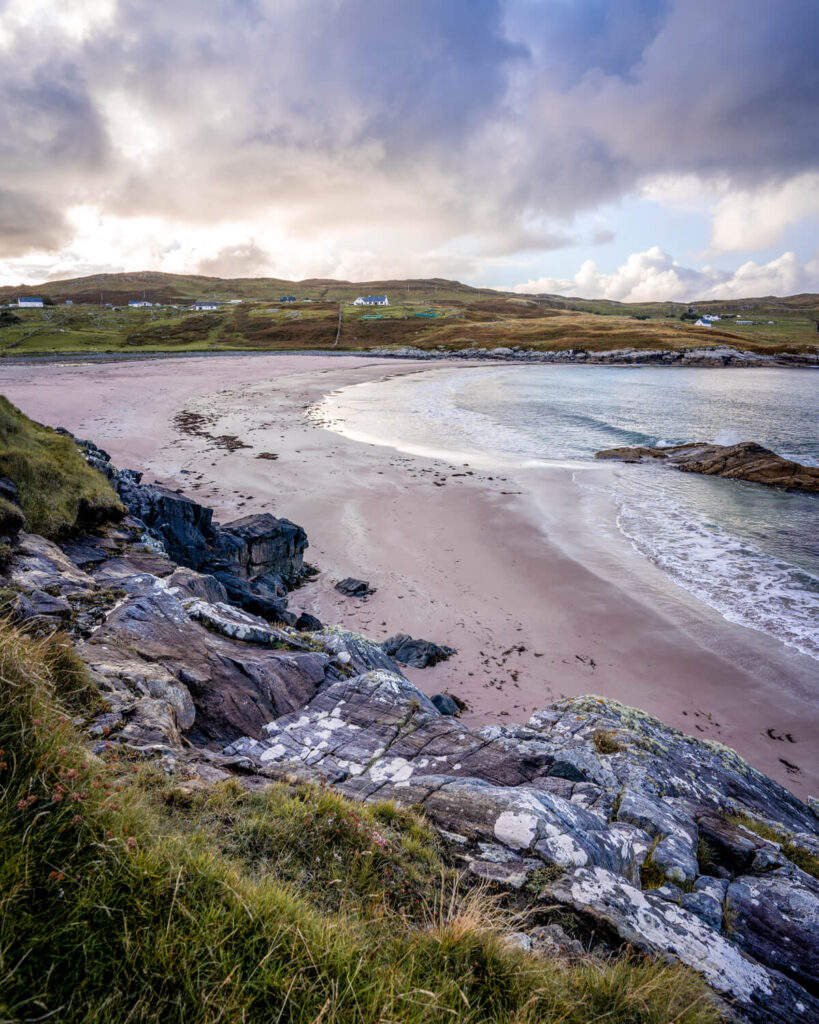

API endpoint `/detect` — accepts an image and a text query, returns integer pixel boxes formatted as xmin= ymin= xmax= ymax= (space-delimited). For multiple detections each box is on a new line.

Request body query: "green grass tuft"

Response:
xmin=0 ymin=619 xmax=721 ymax=1024
xmin=639 ymin=837 xmax=667 ymax=890
xmin=0 ymin=395 xmax=123 ymax=538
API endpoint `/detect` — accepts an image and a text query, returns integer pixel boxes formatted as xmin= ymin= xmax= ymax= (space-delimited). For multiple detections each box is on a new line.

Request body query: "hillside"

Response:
xmin=0 ymin=272 xmax=816 ymax=357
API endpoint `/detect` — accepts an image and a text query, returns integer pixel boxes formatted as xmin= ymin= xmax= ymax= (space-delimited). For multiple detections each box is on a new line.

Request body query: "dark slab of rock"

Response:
xmin=11 ymin=588 xmax=72 ymax=620
xmin=697 ymin=813 xmax=775 ymax=876
xmin=212 ymin=569 xmax=295 ymax=624
xmin=118 ymin=478 xmax=215 ymax=569
xmin=382 ymin=633 xmax=456 ymax=668
xmin=80 ymin=583 xmax=329 ymax=746
xmin=295 ymin=611 xmax=323 ymax=631
xmin=595 ymin=441 xmax=819 ymax=493
xmin=335 ymin=577 xmax=375 ymax=597
xmin=209 ymin=514 xmax=307 ymax=584
xmin=431 ymin=693 xmax=462 ymax=715
xmin=0 ymin=475 xmax=20 ymax=505
xmin=725 ymin=869 xmax=819 ymax=994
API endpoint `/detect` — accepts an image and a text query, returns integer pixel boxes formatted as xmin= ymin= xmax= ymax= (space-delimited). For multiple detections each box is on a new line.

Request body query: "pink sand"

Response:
xmin=3 ymin=352 xmax=817 ymax=795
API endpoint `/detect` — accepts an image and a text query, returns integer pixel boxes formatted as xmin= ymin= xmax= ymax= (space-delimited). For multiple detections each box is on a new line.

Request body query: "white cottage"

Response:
xmin=17 ymin=297 xmax=43 ymax=308
xmin=353 ymin=295 xmax=389 ymax=306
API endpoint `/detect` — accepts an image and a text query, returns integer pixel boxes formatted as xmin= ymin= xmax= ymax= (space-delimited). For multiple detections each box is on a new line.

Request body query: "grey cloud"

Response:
xmin=0 ymin=0 xmax=817 ymax=263
xmin=0 ymin=189 xmax=70 ymax=256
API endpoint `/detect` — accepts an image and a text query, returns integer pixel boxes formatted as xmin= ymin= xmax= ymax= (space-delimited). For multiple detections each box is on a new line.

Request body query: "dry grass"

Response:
xmin=0 ymin=619 xmax=722 ymax=1023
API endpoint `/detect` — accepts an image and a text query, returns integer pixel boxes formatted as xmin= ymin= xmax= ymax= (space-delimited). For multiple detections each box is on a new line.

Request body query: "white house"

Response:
xmin=694 ymin=318 xmax=712 ymax=327
xmin=17 ymin=297 xmax=43 ymax=308
xmin=702 ymin=314 xmax=721 ymax=321
xmin=191 ymin=301 xmax=220 ymax=311
xmin=129 ymin=300 xmax=152 ymax=308
xmin=353 ymin=295 xmax=389 ymax=306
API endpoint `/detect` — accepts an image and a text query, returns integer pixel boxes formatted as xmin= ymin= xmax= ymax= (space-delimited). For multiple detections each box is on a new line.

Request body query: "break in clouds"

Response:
xmin=0 ymin=0 xmax=818 ymax=297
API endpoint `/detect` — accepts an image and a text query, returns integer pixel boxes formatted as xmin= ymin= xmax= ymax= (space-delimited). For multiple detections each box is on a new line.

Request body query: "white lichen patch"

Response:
xmin=368 ymin=757 xmax=414 ymax=784
xmin=494 ymin=811 xmax=539 ymax=850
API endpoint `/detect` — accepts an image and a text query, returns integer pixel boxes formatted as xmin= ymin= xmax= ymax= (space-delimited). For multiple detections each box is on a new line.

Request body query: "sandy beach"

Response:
xmin=2 ymin=352 xmax=817 ymax=795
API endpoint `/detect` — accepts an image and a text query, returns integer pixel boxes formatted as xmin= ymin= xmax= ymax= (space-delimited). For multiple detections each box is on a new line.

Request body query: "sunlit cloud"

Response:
xmin=0 ymin=0 xmax=817 ymax=289
xmin=513 ymin=248 xmax=819 ymax=303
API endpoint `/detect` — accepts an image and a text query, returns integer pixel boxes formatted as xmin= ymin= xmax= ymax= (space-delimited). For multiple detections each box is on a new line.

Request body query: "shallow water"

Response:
xmin=318 ymin=364 xmax=819 ymax=660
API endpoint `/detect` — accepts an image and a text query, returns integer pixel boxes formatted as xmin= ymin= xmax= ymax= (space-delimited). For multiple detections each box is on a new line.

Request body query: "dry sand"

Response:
xmin=2 ymin=352 xmax=817 ymax=795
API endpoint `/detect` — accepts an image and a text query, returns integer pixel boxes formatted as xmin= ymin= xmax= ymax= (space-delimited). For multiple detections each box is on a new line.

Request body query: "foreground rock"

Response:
xmin=595 ymin=440 xmax=819 ymax=493
xmin=3 ymin=432 xmax=818 ymax=1023
xmin=226 ymin=677 xmax=819 ymax=1023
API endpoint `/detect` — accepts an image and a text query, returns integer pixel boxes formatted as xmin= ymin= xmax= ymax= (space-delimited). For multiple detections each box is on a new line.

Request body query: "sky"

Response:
xmin=0 ymin=0 xmax=818 ymax=301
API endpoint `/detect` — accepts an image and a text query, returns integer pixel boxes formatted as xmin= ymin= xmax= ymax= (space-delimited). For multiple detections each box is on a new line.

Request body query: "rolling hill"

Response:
xmin=0 ymin=272 xmax=816 ymax=357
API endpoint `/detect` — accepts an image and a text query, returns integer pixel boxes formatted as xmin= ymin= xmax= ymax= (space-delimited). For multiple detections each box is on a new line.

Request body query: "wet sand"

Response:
xmin=2 ymin=352 xmax=817 ymax=795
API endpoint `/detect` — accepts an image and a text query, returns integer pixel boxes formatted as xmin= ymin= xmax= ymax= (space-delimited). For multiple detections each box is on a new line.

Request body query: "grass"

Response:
xmin=0 ymin=395 xmax=123 ymax=537
xmin=0 ymin=617 xmax=721 ymax=1024
xmin=639 ymin=838 xmax=667 ymax=891
xmin=1 ymin=291 xmax=816 ymax=358
xmin=726 ymin=812 xmax=819 ymax=879
xmin=593 ymin=729 xmax=625 ymax=755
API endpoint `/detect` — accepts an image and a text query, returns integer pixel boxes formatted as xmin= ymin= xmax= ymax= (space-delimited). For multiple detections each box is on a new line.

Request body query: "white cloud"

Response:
xmin=710 ymin=173 xmax=819 ymax=252
xmin=513 ymin=248 xmax=819 ymax=302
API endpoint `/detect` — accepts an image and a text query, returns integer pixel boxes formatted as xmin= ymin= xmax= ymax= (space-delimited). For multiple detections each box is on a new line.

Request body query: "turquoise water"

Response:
xmin=320 ymin=365 xmax=819 ymax=659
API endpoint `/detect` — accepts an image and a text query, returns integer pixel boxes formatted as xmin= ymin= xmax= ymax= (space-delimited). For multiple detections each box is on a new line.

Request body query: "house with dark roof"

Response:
xmin=353 ymin=295 xmax=389 ymax=306
xmin=17 ymin=297 xmax=43 ymax=308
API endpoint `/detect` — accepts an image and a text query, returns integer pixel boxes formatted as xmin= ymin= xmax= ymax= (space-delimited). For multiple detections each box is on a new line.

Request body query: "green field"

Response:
xmin=1 ymin=273 xmax=817 ymax=357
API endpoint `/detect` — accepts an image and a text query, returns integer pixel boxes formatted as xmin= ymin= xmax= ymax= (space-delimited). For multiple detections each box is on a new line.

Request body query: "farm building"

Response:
xmin=17 ymin=297 xmax=43 ymax=308
xmin=694 ymin=318 xmax=712 ymax=327
xmin=353 ymin=295 xmax=389 ymax=306
xmin=128 ymin=300 xmax=152 ymax=308
xmin=191 ymin=301 xmax=221 ymax=311
xmin=280 ymin=296 xmax=296 ymax=303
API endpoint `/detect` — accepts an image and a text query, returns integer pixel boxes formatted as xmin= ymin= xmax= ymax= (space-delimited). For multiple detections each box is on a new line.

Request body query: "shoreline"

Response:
xmin=1 ymin=342 xmax=817 ymax=368
xmin=1 ymin=352 xmax=817 ymax=795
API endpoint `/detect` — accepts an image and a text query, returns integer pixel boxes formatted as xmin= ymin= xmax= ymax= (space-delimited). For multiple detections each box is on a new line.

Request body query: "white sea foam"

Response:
xmin=316 ymin=363 xmax=819 ymax=662
xmin=610 ymin=471 xmax=819 ymax=660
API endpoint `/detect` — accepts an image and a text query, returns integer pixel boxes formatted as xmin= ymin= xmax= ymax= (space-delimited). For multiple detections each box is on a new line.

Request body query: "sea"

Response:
xmin=318 ymin=364 xmax=819 ymax=661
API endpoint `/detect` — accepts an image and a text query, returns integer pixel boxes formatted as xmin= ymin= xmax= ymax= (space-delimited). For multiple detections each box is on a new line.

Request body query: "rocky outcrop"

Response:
xmin=224 ymin=677 xmax=819 ymax=1023
xmin=3 ymin=431 xmax=817 ymax=1023
xmin=209 ymin=513 xmax=306 ymax=584
xmin=72 ymin=437 xmax=310 ymax=622
xmin=365 ymin=344 xmax=819 ymax=368
xmin=381 ymin=633 xmax=456 ymax=668
xmin=595 ymin=441 xmax=819 ymax=493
